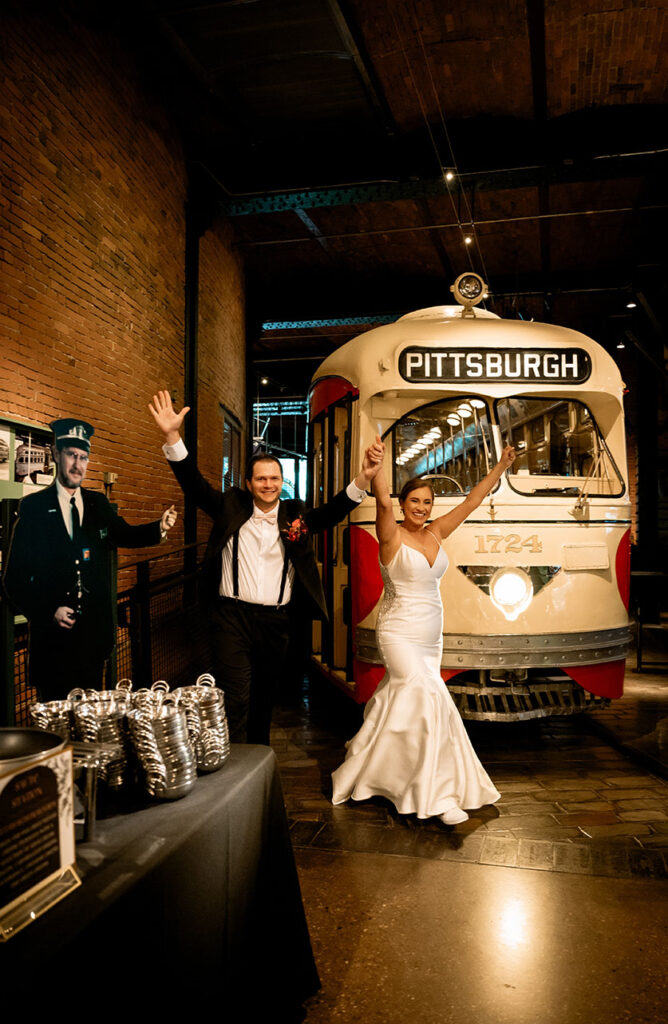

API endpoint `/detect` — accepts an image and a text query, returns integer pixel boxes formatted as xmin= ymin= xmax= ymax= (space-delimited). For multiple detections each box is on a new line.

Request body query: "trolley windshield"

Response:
xmin=496 ymin=396 xmax=624 ymax=497
xmin=390 ymin=397 xmax=494 ymax=496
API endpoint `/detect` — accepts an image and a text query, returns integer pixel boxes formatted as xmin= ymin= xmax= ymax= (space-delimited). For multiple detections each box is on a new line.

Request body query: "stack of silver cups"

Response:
xmin=127 ymin=699 xmax=197 ymax=800
xmin=29 ymin=673 xmax=229 ymax=802
xmin=30 ymin=700 xmax=74 ymax=741
xmin=173 ymin=673 xmax=231 ymax=773
xmin=72 ymin=697 xmax=132 ymax=790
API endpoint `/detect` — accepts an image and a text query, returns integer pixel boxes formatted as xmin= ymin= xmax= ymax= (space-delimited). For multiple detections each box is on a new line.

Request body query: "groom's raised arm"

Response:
xmin=304 ymin=438 xmax=384 ymax=534
xmin=149 ymin=390 xmax=224 ymax=519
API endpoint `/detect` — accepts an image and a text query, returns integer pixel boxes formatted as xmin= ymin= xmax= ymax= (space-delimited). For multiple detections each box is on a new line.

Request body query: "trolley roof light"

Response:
xmin=446 ymin=414 xmax=460 ymax=427
xmin=450 ymin=273 xmax=488 ymax=317
xmin=456 ymin=402 xmax=473 ymax=418
xmin=489 ymin=568 xmax=534 ymax=622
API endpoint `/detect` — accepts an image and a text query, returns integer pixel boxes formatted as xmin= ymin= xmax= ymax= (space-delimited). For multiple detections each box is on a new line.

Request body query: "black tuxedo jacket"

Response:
xmin=3 ymin=484 xmax=161 ymax=655
xmin=169 ymin=454 xmax=359 ymax=619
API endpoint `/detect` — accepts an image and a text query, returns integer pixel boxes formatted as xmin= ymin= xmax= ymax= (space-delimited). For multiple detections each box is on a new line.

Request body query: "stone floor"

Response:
xmin=270 ymin=660 xmax=668 ymax=1023
xmin=294 ymin=848 xmax=668 ymax=1024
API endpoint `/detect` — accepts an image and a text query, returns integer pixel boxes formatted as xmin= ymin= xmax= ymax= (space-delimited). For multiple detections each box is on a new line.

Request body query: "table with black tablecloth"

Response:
xmin=4 ymin=745 xmax=319 ymax=1016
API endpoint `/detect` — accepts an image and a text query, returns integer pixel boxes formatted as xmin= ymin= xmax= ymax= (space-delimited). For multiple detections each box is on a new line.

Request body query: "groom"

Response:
xmin=150 ymin=391 xmax=383 ymax=744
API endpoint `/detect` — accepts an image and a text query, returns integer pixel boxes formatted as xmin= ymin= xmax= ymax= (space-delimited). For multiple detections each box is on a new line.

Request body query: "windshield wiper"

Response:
xmin=570 ymin=434 xmax=614 ymax=514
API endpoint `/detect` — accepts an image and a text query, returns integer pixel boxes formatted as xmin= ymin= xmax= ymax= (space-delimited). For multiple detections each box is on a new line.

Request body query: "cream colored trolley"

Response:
xmin=308 ymin=279 xmax=632 ymax=721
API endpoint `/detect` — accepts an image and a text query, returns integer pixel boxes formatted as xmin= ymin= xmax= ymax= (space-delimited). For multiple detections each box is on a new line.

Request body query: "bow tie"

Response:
xmin=252 ymin=509 xmax=278 ymax=524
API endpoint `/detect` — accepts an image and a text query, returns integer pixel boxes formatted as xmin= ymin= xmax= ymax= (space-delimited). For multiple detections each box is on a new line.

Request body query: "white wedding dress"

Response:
xmin=331 ymin=541 xmax=500 ymax=818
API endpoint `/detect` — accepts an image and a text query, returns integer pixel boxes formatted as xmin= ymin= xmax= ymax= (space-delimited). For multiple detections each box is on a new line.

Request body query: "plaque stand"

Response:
xmin=0 ymin=865 xmax=81 ymax=941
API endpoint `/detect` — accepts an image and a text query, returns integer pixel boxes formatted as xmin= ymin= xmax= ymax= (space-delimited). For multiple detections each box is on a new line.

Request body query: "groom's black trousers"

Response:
xmin=211 ymin=598 xmax=290 ymax=745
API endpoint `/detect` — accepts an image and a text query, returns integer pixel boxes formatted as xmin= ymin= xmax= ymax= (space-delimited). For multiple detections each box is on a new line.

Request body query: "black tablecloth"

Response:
xmin=4 ymin=746 xmax=319 ymax=1016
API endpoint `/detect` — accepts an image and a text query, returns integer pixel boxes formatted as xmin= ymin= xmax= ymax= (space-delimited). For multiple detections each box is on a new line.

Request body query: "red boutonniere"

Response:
xmin=282 ymin=515 xmax=309 ymax=543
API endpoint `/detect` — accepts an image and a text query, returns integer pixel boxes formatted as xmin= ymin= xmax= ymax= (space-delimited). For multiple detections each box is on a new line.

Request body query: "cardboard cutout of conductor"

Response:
xmin=3 ymin=419 xmax=177 ymax=701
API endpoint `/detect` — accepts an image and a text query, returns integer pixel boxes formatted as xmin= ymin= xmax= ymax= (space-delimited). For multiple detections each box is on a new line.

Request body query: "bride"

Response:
xmin=332 ymin=437 xmax=516 ymax=826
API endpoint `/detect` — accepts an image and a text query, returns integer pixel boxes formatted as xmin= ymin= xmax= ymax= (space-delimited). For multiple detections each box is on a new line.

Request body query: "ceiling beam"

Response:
xmin=325 ymin=0 xmax=397 ymax=137
xmin=220 ymin=150 xmax=667 ymax=216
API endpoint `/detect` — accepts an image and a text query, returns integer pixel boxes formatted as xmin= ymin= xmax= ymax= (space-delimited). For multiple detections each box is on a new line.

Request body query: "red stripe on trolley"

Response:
xmin=615 ymin=528 xmax=632 ymax=611
xmin=350 ymin=526 xmax=383 ymax=626
xmin=309 ymin=377 xmax=358 ymax=419
xmin=564 ymin=660 xmax=625 ymax=700
xmin=352 ymin=659 xmax=386 ymax=704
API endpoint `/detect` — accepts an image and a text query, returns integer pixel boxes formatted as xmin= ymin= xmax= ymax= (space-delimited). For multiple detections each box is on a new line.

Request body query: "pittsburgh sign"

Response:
xmin=398 ymin=347 xmax=592 ymax=384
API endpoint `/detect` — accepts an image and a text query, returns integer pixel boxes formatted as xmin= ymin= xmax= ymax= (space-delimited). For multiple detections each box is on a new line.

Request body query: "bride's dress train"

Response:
xmin=331 ymin=542 xmax=500 ymax=818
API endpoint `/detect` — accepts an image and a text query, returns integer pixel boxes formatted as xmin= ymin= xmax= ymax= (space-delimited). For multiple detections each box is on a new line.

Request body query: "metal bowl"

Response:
xmin=0 ymin=727 xmax=65 ymax=770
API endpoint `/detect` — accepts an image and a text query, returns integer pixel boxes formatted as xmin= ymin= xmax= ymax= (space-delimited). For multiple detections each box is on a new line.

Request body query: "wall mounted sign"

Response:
xmin=398 ymin=347 xmax=592 ymax=384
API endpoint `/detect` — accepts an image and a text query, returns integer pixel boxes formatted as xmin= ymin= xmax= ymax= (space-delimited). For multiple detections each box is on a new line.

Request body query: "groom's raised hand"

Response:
xmin=360 ymin=435 xmax=385 ymax=485
xmin=149 ymin=390 xmax=191 ymax=446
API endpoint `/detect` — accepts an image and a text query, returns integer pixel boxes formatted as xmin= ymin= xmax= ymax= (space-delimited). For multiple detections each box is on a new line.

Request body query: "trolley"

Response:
xmin=308 ymin=277 xmax=632 ymax=720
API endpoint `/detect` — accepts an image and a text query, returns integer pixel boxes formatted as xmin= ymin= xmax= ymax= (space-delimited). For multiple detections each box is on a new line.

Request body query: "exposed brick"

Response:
xmin=0 ymin=5 xmax=246 ymax=584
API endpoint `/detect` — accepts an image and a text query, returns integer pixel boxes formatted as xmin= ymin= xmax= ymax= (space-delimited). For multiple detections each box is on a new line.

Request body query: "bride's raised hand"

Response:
xmin=498 ymin=445 xmax=516 ymax=470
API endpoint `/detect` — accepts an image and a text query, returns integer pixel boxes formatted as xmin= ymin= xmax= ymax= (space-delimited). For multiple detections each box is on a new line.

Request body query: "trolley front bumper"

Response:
xmin=354 ymin=625 xmax=633 ymax=670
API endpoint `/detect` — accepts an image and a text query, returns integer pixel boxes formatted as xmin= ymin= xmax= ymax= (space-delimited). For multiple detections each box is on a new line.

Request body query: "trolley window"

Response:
xmin=496 ymin=397 xmax=624 ymax=497
xmin=390 ymin=397 xmax=495 ymax=496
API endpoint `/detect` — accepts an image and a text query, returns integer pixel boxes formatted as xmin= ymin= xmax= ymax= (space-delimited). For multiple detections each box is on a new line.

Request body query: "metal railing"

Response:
xmin=115 ymin=543 xmax=209 ymax=689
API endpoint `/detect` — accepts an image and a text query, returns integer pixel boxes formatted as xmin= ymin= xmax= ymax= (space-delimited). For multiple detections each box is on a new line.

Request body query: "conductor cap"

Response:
xmin=50 ymin=418 xmax=95 ymax=452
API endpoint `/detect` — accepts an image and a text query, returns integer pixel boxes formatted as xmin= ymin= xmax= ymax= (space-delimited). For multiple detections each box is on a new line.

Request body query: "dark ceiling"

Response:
xmin=141 ymin=0 xmax=667 ymax=397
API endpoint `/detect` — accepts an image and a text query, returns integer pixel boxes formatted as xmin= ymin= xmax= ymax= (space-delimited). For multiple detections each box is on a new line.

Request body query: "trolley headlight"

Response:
xmin=450 ymin=272 xmax=488 ymax=314
xmin=489 ymin=567 xmax=533 ymax=621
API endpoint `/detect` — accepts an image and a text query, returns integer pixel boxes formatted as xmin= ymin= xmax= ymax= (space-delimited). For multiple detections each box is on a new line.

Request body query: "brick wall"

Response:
xmin=0 ymin=4 xmax=246 ymax=565
xmin=194 ymin=218 xmax=246 ymax=547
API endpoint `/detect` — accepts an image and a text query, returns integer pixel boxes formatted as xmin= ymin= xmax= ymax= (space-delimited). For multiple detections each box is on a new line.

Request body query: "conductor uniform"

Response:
xmin=3 ymin=419 xmax=164 ymax=701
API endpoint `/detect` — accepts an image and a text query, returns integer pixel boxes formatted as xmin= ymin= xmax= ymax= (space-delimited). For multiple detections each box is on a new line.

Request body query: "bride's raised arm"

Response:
xmin=429 ymin=445 xmax=516 ymax=542
xmin=370 ymin=437 xmax=401 ymax=564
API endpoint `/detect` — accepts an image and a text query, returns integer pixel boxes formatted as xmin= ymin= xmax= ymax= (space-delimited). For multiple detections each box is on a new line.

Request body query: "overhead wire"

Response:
xmin=409 ymin=1 xmax=492 ymax=288
xmin=388 ymin=1 xmax=491 ymax=293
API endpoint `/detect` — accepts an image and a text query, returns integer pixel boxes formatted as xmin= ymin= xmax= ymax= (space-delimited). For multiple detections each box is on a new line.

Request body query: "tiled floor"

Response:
xmin=272 ymin=666 xmax=668 ymax=881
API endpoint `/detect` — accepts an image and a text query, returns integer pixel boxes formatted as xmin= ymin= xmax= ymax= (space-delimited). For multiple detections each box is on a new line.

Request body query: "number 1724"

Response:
xmin=474 ymin=534 xmax=543 ymax=554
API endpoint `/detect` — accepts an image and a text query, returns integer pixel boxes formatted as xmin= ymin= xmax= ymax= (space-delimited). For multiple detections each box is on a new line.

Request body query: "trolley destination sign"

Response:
xmin=398 ymin=346 xmax=592 ymax=384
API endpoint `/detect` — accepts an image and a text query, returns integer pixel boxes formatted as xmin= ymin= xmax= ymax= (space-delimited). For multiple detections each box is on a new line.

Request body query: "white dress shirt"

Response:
xmin=56 ymin=479 xmax=84 ymax=539
xmin=164 ymin=438 xmax=366 ymax=606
